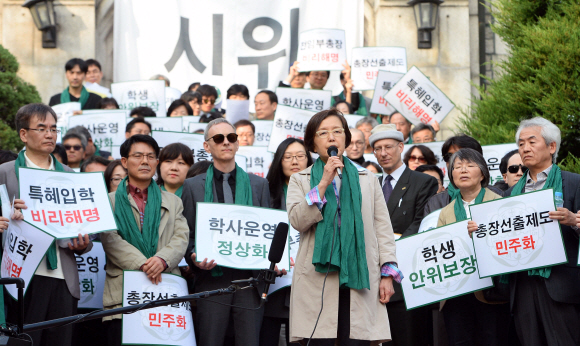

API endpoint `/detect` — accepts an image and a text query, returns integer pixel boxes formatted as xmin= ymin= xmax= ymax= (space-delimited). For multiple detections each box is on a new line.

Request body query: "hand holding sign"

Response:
xmin=548 ymin=207 xmax=577 ymax=226
xmin=0 ymin=216 xmax=8 ymax=232
xmin=190 ymin=252 xmax=217 ymax=271
xmin=67 ymin=233 xmax=90 ymax=253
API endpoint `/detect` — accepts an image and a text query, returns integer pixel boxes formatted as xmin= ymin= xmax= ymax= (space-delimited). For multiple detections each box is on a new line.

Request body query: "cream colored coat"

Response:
xmin=287 ymin=166 xmax=397 ymax=343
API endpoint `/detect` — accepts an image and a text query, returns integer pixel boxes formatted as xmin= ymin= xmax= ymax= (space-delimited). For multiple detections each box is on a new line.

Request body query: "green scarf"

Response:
xmin=330 ymin=91 xmax=368 ymax=116
xmin=310 ymin=158 xmax=369 ymax=290
xmin=14 ymin=150 xmax=64 ymax=270
xmin=113 ymin=177 xmax=161 ymax=258
xmin=60 ymin=86 xmax=90 ymax=109
xmin=452 ymin=186 xmax=486 ymax=222
xmin=204 ymin=164 xmax=253 ymax=276
xmin=160 ymin=184 xmax=183 ymax=198
xmin=94 ymin=144 xmax=101 ymax=158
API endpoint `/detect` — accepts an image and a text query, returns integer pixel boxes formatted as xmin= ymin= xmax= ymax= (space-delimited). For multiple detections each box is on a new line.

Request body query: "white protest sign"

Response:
xmin=343 ymin=115 xmax=365 ymax=129
xmin=83 ymin=109 xmax=130 ymax=116
xmin=481 ymin=143 xmax=518 ymax=186
xmin=418 ymin=209 xmax=442 ymax=234
xmin=111 ymin=80 xmax=166 ymax=117
xmin=195 ymin=203 xmax=290 ymax=270
xmin=385 ymin=66 xmax=454 ymax=126
xmin=225 ymin=100 xmax=250 ymax=124
xmin=297 ymin=29 xmax=346 ymax=72
xmin=276 ymin=87 xmax=332 ymax=112
xmin=166 ymin=87 xmax=183 ymax=110
xmin=122 ymin=271 xmax=196 ymax=346
xmin=19 ymin=168 xmax=117 ymax=239
xmin=141 ymin=117 xmax=183 ymax=132
xmin=396 ymin=220 xmax=494 ymax=309
xmin=0 ymin=184 xmax=10 ymax=219
xmin=85 ymin=82 xmax=112 ymax=98
xmin=76 ymin=241 xmax=106 ymax=309
xmin=267 ymin=105 xmax=315 ymax=153
xmin=469 ymin=189 xmax=567 ymax=278
xmin=266 ymin=224 xmax=300 ymax=294
xmin=236 ymin=146 xmax=273 ymax=179
xmin=51 ymin=102 xmax=81 ymax=128
xmin=369 ymin=70 xmax=404 ymax=115
xmin=251 ymin=120 xmax=273 ymax=147
xmin=111 ymin=146 xmax=121 ymax=160
xmin=1 ymin=220 xmax=54 ymax=300
xmin=351 ymin=47 xmax=407 ymax=91
xmin=68 ymin=112 xmax=127 ymax=148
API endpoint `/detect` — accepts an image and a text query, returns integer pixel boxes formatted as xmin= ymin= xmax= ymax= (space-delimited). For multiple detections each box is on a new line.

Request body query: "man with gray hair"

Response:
xmin=181 ymin=118 xmax=270 ymax=346
xmin=66 ymin=125 xmax=113 ymax=160
xmin=62 ymin=132 xmax=87 ymax=171
xmin=410 ymin=123 xmax=436 ymax=143
xmin=356 ymin=116 xmax=379 ymax=154
xmin=504 ymin=116 xmax=580 ymax=346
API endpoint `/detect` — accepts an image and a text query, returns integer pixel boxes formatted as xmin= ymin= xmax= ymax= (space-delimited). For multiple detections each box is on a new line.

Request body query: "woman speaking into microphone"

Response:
xmin=287 ymin=109 xmax=401 ymax=345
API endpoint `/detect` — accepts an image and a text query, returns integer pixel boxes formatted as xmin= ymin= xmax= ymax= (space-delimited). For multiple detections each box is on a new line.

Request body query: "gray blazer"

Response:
xmin=0 ymin=160 xmax=93 ymax=299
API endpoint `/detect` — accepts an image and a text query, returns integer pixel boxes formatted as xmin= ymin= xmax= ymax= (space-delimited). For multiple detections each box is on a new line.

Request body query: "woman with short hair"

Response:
xmin=156 ymin=143 xmax=194 ymax=197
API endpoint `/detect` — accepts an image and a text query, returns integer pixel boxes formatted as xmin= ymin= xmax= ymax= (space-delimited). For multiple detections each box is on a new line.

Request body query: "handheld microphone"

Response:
xmin=326 ymin=146 xmax=342 ymax=179
xmin=261 ymin=222 xmax=289 ymax=304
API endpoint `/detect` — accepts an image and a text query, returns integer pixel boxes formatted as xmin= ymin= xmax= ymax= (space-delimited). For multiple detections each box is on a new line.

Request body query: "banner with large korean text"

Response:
xmin=144 ymin=117 xmax=184 ymax=132
xmin=1 ymin=220 xmax=55 ymax=300
xmin=195 ymin=203 xmax=290 ymax=270
xmin=267 ymin=105 xmax=315 ymax=153
xmin=396 ymin=220 xmax=494 ymax=310
xmin=122 ymin=271 xmax=196 ymax=346
xmin=296 ymin=29 xmax=347 ymax=72
xmin=468 ymin=189 xmax=567 ymax=278
xmin=276 ymin=87 xmax=332 ymax=112
xmin=68 ymin=112 xmax=127 ymax=149
xmin=18 ymin=168 xmax=117 ymax=239
xmin=236 ymin=146 xmax=274 ymax=178
xmin=76 ymin=241 xmax=106 ymax=309
xmin=252 ymin=120 xmax=273 ymax=147
xmin=51 ymin=102 xmax=81 ymax=128
xmin=384 ymin=66 xmax=454 ymax=126
xmin=369 ymin=70 xmax=404 ymax=115
xmin=351 ymin=47 xmax=407 ymax=91
xmin=111 ymin=80 xmax=166 ymax=117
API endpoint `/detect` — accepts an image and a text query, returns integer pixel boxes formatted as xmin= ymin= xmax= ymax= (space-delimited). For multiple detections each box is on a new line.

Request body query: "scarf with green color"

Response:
xmin=310 ymin=158 xmax=369 ymax=290
xmin=114 ymin=177 xmax=161 ymax=258
xmin=204 ymin=164 xmax=253 ymax=276
xmin=452 ymin=186 xmax=486 ymax=222
xmin=14 ymin=150 xmax=65 ymax=270
xmin=60 ymin=86 xmax=90 ymax=109
xmin=160 ymin=184 xmax=183 ymax=198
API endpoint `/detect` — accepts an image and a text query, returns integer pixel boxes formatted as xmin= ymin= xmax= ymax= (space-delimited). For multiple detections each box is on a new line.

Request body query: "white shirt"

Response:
xmin=462 ymin=199 xmax=475 ymax=218
xmin=382 ymin=163 xmax=407 ymax=189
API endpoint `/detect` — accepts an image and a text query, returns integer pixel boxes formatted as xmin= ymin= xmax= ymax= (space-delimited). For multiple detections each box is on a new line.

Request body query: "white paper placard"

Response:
xmin=111 ymin=80 xmax=166 ymax=117
xmin=19 ymin=168 xmax=117 ymax=239
xmin=351 ymin=47 xmax=407 ymax=91
xmin=0 ymin=184 xmax=10 ymax=219
xmin=469 ymin=189 xmax=567 ymax=278
xmin=122 ymin=271 xmax=196 ymax=346
xmin=51 ymin=102 xmax=81 ymax=129
xmin=251 ymin=121 xmax=273 ymax=147
xmin=296 ymin=29 xmax=346 ymax=72
xmin=166 ymin=87 xmax=183 ymax=110
xmin=225 ymin=100 xmax=250 ymax=124
xmin=418 ymin=209 xmax=442 ymax=234
xmin=68 ymin=112 xmax=128 ymax=148
xmin=362 ymin=153 xmax=378 ymax=165
xmin=111 ymin=146 xmax=121 ymax=160
xmin=76 ymin=241 xmax=106 ymax=309
xmin=83 ymin=109 xmax=130 ymax=116
xmin=265 ymin=224 xmax=300 ymax=294
xmin=275 ymin=87 xmax=332 ymax=112
xmin=396 ymin=220 xmax=494 ymax=310
xmin=236 ymin=146 xmax=274 ymax=179
xmin=1 ymin=220 xmax=55 ymax=300
xmin=267 ymin=105 xmax=315 ymax=153
xmin=195 ymin=203 xmax=290 ymax=270
xmin=141 ymin=117 xmax=183 ymax=132
xmin=369 ymin=70 xmax=404 ymax=115
xmin=343 ymin=114 xmax=365 ymax=129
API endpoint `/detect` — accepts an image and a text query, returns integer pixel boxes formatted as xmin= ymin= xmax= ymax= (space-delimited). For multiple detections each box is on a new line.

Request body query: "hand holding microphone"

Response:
xmin=326 ymin=146 xmax=343 ymax=180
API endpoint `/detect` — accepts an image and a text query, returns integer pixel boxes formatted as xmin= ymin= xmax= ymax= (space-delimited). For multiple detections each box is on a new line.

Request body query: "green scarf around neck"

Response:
xmin=14 ymin=150 xmax=64 ymax=270
xmin=113 ymin=177 xmax=162 ymax=258
xmin=160 ymin=184 xmax=183 ymax=198
xmin=310 ymin=158 xmax=369 ymax=290
xmin=452 ymin=186 xmax=486 ymax=222
xmin=61 ymin=86 xmax=90 ymax=109
xmin=204 ymin=164 xmax=253 ymax=276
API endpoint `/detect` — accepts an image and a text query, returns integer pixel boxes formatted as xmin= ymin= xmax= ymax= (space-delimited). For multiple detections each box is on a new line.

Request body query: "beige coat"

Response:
xmin=287 ymin=166 xmax=397 ymax=343
xmin=100 ymin=188 xmax=189 ymax=319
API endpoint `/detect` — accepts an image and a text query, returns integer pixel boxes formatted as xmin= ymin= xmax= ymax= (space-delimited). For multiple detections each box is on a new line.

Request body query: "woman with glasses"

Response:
xmin=104 ymin=160 xmax=127 ymax=193
xmin=287 ymin=109 xmax=400 ymax=345
xmin=156 ymin=143 xmax=194 ymax=197
xmin=403 ymin=145 xmax=438 ymax=171
xmin=495 ymin=149 xmax=525 ymax=191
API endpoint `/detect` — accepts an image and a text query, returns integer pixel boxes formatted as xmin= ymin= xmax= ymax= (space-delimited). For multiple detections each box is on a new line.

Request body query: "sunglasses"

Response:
xmin=207 ymin=133 xmax=238 ymax=144
xmin=64 ymin=145 xmax=82 ymax=151
xmin=409 ymin=155 xmax=426 ymax=163
xmin=508 ymin=164 xmax=527 ymax=174
xmin=202 ymin=98 xmax=215 ymax=104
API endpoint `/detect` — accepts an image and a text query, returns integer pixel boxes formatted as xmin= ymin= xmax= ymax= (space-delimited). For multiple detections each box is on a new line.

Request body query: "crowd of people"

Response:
xmin=0 ymin=56 xmax=579 ymax=346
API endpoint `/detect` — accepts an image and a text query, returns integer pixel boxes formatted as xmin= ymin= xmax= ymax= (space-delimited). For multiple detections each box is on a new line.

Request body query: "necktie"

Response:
xmin=382 ymin=175 xmax=393 ymax=205
xmin=222 ymin=173 xmax=234 ymax=204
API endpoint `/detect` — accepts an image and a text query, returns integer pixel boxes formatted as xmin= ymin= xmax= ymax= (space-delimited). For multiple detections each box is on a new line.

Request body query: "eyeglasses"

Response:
xmin=64 ymin=145 xmax=82 ymax=151
xmin=315 ymin=128 xmax=345 ymax=139
xmin=25 ymin=128 xmax=61 ymax=134
xmin=351 ymin=140 xmax=365 ymax=148
xmin=373 ymin=145 xmax=398 ymax=155
xmin=207 ymin=133 xmax=238 ymax=144
xmin=202 ymin=98 xmax=215 ymax=104
xmin=110 ymin=177 xmax=123 ymax=186
xmin=282 ymin=154 xmax=307 ymax=162
xmin=413 ymin=137 xmax=434 ymax=144
xmin=129 ymin=153 xmax=157 ymax=161
xmin=409 ymin=155 xmax=426 ymax=163
xmin=508 ymin=164 xmax=527 ymax=174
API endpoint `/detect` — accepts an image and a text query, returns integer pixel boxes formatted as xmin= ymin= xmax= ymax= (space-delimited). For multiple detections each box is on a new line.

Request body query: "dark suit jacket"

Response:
xmin=506 ymin=170 xmax=580 ymax=307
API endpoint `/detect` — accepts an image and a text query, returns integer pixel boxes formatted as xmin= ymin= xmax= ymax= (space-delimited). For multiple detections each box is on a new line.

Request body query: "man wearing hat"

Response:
xmin=370 ymin=124 xmax=438 ymax=346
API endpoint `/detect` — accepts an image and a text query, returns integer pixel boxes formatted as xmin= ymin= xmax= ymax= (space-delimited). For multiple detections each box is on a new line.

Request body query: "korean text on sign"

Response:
xmin=267 ymin=105 xmax=315 ymax=153
xmin=297 ymin=29 xmax=347 ymax=72
xmin=351 ymin=47 xmax=407 ymax=91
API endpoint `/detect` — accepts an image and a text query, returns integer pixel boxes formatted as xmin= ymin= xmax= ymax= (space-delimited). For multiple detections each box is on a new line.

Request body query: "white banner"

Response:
xmin=236 ymin=146 xmax=274 ymax=179
xmin=251 ymin=120 xmax=273 ymax=147
xmin=19 ymin=168 xmax=117 ymax=239
xmin=296 ymin=28 xmax=346 ymax=72
xmin=166 ymin=87 xmax=183 ymax=110
xmin=276 ymin=87 xmax=332 ymax=112
xmin=351 ymin=47 xmax=407 ymax=91
xmin=1 ymin=220 xmax=55 ymax=300
xmin=51 ymin=102 xmax=81 ymax=129
xmin=111 ymin=80 xmax=167 ymax=117
xmin=267 ymin=105 xmax=315 ymax=153
xmin=140 ymin=117 xmax=184 ymax=132
xmin=76 ymin=241 xmax=106 ymax=309
xmin=396 ymin=220 xmax=494 ymax=310
xmin=122 ymin=271 xmax=196 ymax=346
xmin=68 ymin=112 xmax=127 ymax=148
xmin=469 ymin=189 xmax=567 ymax=278
xmin=225 ymin=99 xmax=250 ymax=124
xmin=384 ymin=66 xmax=454 ymax=126
xmin=195 ymin=203 xmax=290 ymax=270
xmin=369 ymin=70 xmax=404 ymax=115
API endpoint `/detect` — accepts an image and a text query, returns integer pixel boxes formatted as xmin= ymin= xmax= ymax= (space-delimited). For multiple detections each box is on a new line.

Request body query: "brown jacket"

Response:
xmin=287 ymin=166 xmax=397 ymax=343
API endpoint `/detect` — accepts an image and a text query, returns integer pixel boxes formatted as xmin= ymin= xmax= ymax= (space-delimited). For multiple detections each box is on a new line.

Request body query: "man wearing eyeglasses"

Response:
xmin=62 ymin=133 xmax=87 ymax=172
xmin=369 ymin=123 xmax=438 ymax=346
xmin=181 ymin=118 xmax=270 ymax=346
xmin=0 ymin=104 xmax=92 ymax=346
xmin=345 ymin=128 xmax=366 ymax=165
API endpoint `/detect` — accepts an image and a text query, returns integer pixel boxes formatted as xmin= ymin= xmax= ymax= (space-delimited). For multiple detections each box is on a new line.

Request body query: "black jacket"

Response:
xmin=49 ymin=92 xmax=102 ymax=110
